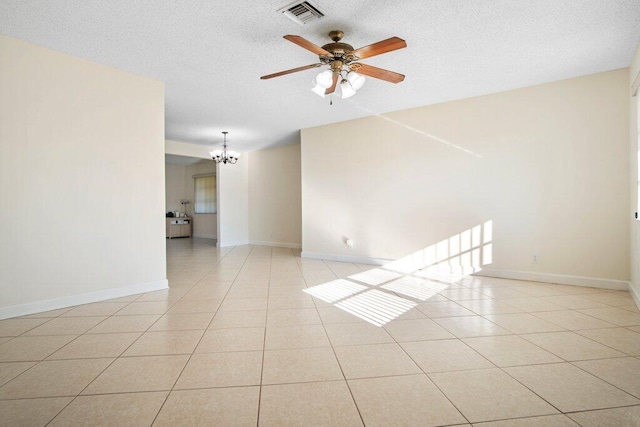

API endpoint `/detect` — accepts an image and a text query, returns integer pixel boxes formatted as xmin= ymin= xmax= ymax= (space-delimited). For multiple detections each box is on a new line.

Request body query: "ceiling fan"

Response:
xmin=260 ymin=30 xmax=407 ymax=99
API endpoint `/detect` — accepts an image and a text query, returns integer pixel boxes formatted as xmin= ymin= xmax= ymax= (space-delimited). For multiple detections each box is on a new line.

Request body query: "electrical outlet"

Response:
xmin=532 ymin=254 xmax=539 ymax=264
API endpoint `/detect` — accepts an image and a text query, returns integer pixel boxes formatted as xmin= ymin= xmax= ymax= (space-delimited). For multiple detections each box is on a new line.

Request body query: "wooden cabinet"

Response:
xmin=166 ymin=217 xmax=191 ymax=239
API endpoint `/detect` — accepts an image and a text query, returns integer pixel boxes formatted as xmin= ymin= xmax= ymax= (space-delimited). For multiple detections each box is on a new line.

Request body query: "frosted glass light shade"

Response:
xmin=348 ymin=72 xmax=366 ymax=90
xmin=341 ymin=81 xmax=356 ymax=99
xmin=316 ymin=70 xmax=334 ymax=88
xmin=311 ymin=83 xmax=326 ymax=97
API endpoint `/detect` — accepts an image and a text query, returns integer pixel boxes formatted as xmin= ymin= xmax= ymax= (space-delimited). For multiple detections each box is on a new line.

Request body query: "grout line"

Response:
xmin=150 ymin=240 xmax=240 ymax=426
xmin=305 ymin=258 xmax=367 ymax=426
xmin=255 ymin=245 xmax=273 ymax=427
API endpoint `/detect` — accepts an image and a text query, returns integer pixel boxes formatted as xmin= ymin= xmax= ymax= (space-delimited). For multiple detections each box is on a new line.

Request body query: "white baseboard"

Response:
xmin=476 ymin=268 xmax=629 ymax=291
xmin=0 ymin=279 xmax=168 ymax=320
xmin=629 ymin=282 xmax=640 ymax=309
xmin=217 ymin=240 xmax=250 ymax=248
xmin=301 ymin=251 xmax=392 ymax=266
xmin=193 ymin=233 xmax=216 ymax=239
xmin=250 ymin=240 xmax=302 ymax=249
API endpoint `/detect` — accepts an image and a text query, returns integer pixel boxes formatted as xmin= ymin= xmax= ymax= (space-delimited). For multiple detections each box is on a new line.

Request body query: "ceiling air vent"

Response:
xmin=278 ymin=1 xmax=325 ymax=25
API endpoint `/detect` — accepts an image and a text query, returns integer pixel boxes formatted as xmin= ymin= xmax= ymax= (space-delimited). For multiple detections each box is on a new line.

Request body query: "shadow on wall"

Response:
xmin=304 ymin=221 xmax=493 ymax=326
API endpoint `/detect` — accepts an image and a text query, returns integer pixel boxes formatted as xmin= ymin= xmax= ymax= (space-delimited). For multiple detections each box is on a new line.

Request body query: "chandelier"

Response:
xmin=210 ymin=131 xmax=240 ymax=164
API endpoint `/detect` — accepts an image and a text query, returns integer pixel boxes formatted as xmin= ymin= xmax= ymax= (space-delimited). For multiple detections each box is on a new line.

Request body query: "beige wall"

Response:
xmin=0 ymin=35 xmax=166 ymax=317
xmin=185 ymin=161 xmax=217 ymax=239
xmin=630 ymin=43 xmax=640 ymax=304
xmin=249 ymin=143 xmax=302 ymax=247
xmin=302 ymin=69 xmax=630 ymax=285
xmin=165 ymin=163 xmax=187 ymax=213
xmin=217 ymin=157 xmax=249 ymax=247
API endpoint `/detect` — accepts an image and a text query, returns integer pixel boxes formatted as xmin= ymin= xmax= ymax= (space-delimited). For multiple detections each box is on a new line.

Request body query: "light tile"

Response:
xmin=582 ymin=292 xmax=635 ymax=306
xmin=195 ymin=328 xmax=264 ymax=353
xmin=0 ymin=335 xmax=77 ymax=361
xmin=568 ymin=405 xmax=640 ymax=427
xmin=123 ymin=330 xmax=204 ymax=356
xmin=0 ymin=361 xmax=36 ymax=386
xmin=534 ymin=310 xmax=617 ymax=330
xmin=149 ymin=312 xmax=214 ymax=331
xmin=455 ymin=299 xmax=523 ymax=315
xmin=578 ymin=307 xmax=640 ymax=326
xmin=185 ymin=285 xmax=237 ymax=300
xmin=401 ymin=339 xmax=494 ymax=373
xmin=267 ymin=294 xmax=316 ymax=310
xmin=500 ymin=297 xmax=566 ymax=312
xmin=0 ymin=397 xmax=72 ymax=426
xmin=209 ymin=310 xmax=266 ymax=329
xmin=463 ymin=335 xmax=562 ymax=367
xmin=259 ymin=381 xmax=362 ymax=426
xmin=49 ymin=332 xmax=140 ymax=359
xmin=324 ymin=322 xmax=394 ymax=346
xmin=505 ymin=363 xmax=639 ymax=412
xmin=316 ymin=306 xmax=367 ymax=324
xmin=61 ymin=302 xmax=128 ymax=317
xmin=539 ymin=295 xmax=609 ymax=309
xmin=483 ymin=313 xmax=565 ymax=334
xmin=522 ymin=331 xmax=626 ymax=361
xmin=476 ymin=287 xmax=529 ymax=299
xmin=49 ymin=391 xmax=168 ymax=426
xmin=168 ymin=299 xmax=222 ymax=314
xmin=114 ymin=302 xmax=173 ymax=316
xmin=574 ymin=357 xmax=640 ymax=398
xmin=334 ymin=343 xmax=421 ymax=379
xmin=473 ymin=414 xmax=579 ymax=426
xmin=429 ymin=368 xmax=557 ymax=423
xmin=349 ymin=374 xmax=467 ymax=426
xmin=383 ymin=318 xmax=454 ymax=342
xmin=155 ymin=387 xmax=259 ymax=426
xmin=219 ymin=298 xmax=268 ymax=312
xmin=434 ymin=316 xmax=511 ymax=338
xmin=87 ymin=314 xmax=160 ymax=334
xmin=576 ymin=327 xmax=640 ymax=355
xmin=174 ymin=351 xmax=262 ymax=389
xmin=266 ymin=308 xmax=321 ymax=326
xmin=511 ymin=284 xmax=569 ymax=297
xmin=262 ymin=347 xmax=343 ymax=385
xmin=82 ymin=355 xmax=188 ymax=394
xmin=24 ymin=317 xmax=106 ymax=336
xmin=19 ymin=308 xmax=72 ymax=318
xmin=265 ymin=324 xmax=330 ymax=350
xmin=136 ymin=289 xmax=187 ymax=302
xmin=438 ymin=289 xmax=490 ymax=301
xmin=0 ymin=318 xmax=48 ymax=337
xmin=417 ymin=300 xmax=484 ymax=318
xmin=0 ymin=358 xmax=112 ymax=398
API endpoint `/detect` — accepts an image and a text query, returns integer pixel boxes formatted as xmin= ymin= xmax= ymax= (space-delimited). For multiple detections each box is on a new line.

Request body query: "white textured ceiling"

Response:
xmin=1 ymin=0 xmax=639 ymax=152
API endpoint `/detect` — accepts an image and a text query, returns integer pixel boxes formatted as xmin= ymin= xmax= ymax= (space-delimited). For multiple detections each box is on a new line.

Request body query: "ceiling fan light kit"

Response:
xmin=210 ymin=131 xmax=241 ymax=164
xmin=261 ymin=30 xmax=406 ymax=102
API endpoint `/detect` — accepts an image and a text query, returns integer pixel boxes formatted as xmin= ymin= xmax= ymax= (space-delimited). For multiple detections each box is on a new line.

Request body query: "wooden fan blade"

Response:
xmin=350 ymin=63 xmax=405 ymax=83
xmin=260 ymin=63 xmax=322 ymax=80
xmin=325 ymin=73 xmax=339 ymax=95
xmin=284 ymin=35 xmax=332 ymax=56
xmin=351 ymin=37 xmax=407 ymax=60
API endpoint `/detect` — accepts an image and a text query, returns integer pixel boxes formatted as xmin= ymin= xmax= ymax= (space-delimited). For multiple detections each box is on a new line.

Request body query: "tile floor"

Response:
xmin=0 ymin=238 xmax=639 ymax=426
